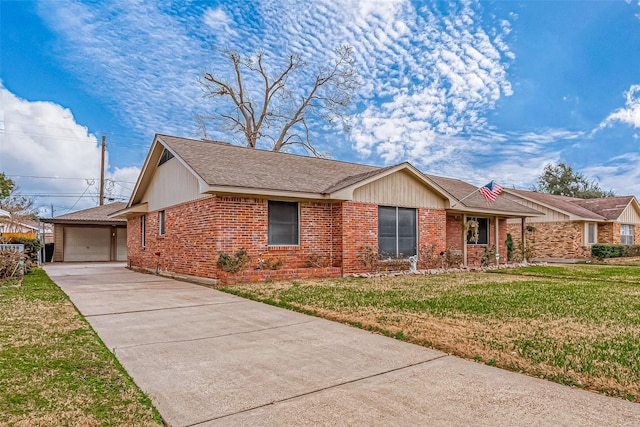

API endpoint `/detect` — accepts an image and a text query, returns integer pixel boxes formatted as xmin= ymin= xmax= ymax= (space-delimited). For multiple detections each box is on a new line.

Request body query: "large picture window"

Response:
xmin=621 ymin=224 xmax=634 ymax=245
xmin=378 ymin=206 xmax=417 ymax=258
xmin=466 ymin=217 xmax=489 ymax=245
xmin=268 ymin=201 xmax=299 ymax=246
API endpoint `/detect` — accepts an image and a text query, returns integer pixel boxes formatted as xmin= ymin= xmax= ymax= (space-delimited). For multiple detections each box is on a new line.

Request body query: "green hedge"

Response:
xmin=591 ymin=244 xmax=640 ymax=259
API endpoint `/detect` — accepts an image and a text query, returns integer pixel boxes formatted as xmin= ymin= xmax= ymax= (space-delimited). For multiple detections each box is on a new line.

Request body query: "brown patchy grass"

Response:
xmin=0 ymin=269 xmax=163 ymax=426
xmin=222 ymin=268 xmax=640 ymax=402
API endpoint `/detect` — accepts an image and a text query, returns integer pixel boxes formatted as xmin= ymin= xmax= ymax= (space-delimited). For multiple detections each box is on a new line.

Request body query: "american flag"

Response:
xmin=478 ymin=181 xmax=504 ymax=202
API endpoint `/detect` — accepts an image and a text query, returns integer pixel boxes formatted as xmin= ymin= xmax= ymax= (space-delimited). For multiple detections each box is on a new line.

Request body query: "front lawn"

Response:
xmin=221 ymin=265 xmax=640 ymax=402
xmin=0 ymin=269 xmax=162 ymax=426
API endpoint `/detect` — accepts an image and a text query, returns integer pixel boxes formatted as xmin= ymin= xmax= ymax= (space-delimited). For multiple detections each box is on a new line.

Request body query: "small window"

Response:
xmin=158 ymin=149 xmax=174 ymax=166
xmin=141 ymin=215 xmax=147 ymax=247
xmin=159 ymin=210 xmax=165 ymax=236
xmin=268 ymin=201 xmax=299 ymax=246
xmin=378 ymin=206 xmax=417 ymax=258
xmin=585 ymin=223 xmax=597 ymax=245
xmin=621 ymin=224 xmax=634 ymax=245
xmin=466 ymin=217 xmax=489 ymax=245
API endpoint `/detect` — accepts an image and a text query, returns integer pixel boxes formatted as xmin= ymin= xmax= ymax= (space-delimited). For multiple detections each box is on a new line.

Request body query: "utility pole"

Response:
xmin=99 ymin=135 xmax=106 ymax=206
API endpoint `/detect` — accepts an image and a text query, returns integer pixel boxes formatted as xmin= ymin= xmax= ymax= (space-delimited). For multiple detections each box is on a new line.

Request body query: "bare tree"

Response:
xmin=197 ymin=45 xmax=359 ymax=156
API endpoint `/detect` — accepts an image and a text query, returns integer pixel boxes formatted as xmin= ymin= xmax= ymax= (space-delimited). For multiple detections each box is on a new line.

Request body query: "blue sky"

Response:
xmin=2 ymin=0 xmax=640 ymax=215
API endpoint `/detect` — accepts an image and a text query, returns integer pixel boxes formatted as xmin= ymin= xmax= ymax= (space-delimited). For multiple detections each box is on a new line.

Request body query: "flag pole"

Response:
xmin=450 ymin=189 xmax=481 ymax=209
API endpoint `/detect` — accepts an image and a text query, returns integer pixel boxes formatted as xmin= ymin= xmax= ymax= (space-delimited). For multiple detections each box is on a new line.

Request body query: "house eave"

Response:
xmin=447 ymin=207 xmax=543 ymax=218
xmin=204 ymin=186 xmax=336 ymax=202
xmin=109 ymin=203 xmax=149 ymax=219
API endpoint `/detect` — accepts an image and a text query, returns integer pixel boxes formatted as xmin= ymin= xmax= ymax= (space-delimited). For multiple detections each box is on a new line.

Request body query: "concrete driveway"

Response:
xmin=45 ymin=263 xmax=640 ymax=426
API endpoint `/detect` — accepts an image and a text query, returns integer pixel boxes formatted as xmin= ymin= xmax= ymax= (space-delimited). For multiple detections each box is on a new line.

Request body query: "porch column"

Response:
xmin=494 ymin=216 xmax=500 ymax=265
xmin=462 ymin=214 xmax=467 ymax=267
xmin=521 ymin=217 xmax=527 ymax=263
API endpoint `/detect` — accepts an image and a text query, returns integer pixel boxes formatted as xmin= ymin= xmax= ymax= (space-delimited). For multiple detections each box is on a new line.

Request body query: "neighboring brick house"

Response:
xmin=113 ymin=134 xmax=539 ymax=284
xmin=504 ymin=189 xmax=640 ymax=261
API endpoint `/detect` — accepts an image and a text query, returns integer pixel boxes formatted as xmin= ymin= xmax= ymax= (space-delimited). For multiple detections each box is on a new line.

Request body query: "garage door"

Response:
xmin=64 ymin=227 xmax=111 ymax=262
xmin=116 ymin=227 xmax=127 ymax=261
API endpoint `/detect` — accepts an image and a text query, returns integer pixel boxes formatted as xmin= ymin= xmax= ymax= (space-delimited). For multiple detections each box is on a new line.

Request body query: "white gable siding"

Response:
xmin=618 ymin=204 xmax=640 ymax=224
xmin=352 ymin=171 xmax=446 ymax=208
xmin=142 ymin=157 xmax=210 ymax=211
xmin=505 ymin=196 xmax=570 ymax=224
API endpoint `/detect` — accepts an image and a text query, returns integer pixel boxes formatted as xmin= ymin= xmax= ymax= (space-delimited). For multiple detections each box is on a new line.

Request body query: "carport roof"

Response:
xmin=42 ymin=202 xmax=127 ymax=225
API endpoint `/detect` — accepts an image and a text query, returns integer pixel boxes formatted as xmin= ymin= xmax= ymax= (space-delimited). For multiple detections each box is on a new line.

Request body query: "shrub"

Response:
xmin=481 ymin=245 xmax=497 ymax=267
xmin=217 ymin=249 xmax=250 ymax=273
xmin=623 ymin=245 xmax=640 ymax=257
xmin=506 ymin=234 xmax=514 ymax=261
xmin=0 ymin=249 xmax=24 ymax=279
xmin=591 ymin=245 xmax=625 ymax=260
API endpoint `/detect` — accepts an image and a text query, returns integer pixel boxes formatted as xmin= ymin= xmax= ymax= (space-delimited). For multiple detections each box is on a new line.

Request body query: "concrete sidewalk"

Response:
xmin=45 ymin=263 xmax=640 ymax=426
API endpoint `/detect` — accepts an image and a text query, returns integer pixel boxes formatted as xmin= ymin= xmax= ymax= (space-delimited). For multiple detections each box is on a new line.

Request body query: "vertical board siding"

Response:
xmin=505 ymin=198 xmax=570 ymax=223
xmin=143 ymin=157 xmax=209 ymax=211
xmin=619 ymin=204 xmax=640 ymax=224
xmin=353 ymin=171 xmax=446 ymax=208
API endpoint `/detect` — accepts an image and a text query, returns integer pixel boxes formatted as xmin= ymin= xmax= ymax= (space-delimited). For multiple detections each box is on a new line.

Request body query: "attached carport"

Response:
xmin=42 ymin=202 xmax=127 ymax=262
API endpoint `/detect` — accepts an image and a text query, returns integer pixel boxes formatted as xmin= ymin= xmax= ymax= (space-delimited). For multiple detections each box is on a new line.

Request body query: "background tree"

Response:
xmin=197 ymin=45 xmax=359 ymax=156
xmin=532 ymin=162 xmax=614 ymax=198
xmin=0 ymin=172 xmax=38 ymax=227
xmin=0 ymin=172 xmax=14 ymax=200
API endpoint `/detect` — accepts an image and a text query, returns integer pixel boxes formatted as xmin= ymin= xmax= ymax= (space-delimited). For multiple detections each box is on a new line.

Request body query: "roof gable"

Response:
xmin=504 ymin=189 xmax=640 ymax=222
xmin=124 ymin=134 xmax=540 ymax=218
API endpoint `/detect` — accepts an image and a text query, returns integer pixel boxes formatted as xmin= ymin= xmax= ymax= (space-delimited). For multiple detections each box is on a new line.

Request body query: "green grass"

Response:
xmin=0 ymin=269 xmax=163 ymax=426
xmin=221 ymin=266 xmax=640 ymax=402
xmin=491 ymin=264 xmax=640 ymax=282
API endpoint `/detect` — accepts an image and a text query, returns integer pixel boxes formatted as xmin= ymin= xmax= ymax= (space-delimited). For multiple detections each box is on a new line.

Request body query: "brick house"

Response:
xmin=504 ymin=189 xmax=640 ymax=261
xmin=114 ymin=134 xmax=539 ymax=283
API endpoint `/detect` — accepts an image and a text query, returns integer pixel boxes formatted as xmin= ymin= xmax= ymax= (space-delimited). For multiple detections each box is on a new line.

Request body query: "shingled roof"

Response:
xmin=43 ymin=202 xmax=127 ymax=224
xmin=160 ymin=135 xmax=382 ymax=195
xmin=426 ymin=175 xmax=541 ymax=216
xmin=571 ymin=196 xmax=636 ymax=220
xmin=504 ymin=189 xmax=640 ymax=221
xmin=124 ymin=134 xmax=541 ymax=218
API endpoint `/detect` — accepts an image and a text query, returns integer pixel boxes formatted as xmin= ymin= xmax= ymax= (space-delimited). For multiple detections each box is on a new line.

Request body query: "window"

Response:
xmin=621 ymin=224 xmax=634 ymax=245
xmin=378 ymin=206 xmax=417 ymax=258
xmin=268 ymin=201 xmax=299 ymax=246
xmin=141 ymin=215 xmax=146 ymax=247
xmin=159 ymin=210 xmax=165 ymax=236
xmin=585 ymin=223 xmax=597 ymax=245
xmin=466 ymin=217 xmax=489 ymax=245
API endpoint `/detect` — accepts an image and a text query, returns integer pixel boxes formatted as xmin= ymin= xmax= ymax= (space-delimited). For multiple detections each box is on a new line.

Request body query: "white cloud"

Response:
xmin=0 ymin=85 xmax=137 ymax=215
xmin=202 ymin=7 xmax=237 ymax=41
xmin=584 ymin=154 xmax=640 ymax=197
xmin=600 ymin=84 xmax=640 ymax=129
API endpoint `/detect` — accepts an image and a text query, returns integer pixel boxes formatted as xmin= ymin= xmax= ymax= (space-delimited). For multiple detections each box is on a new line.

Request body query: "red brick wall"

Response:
xmin=446 ymin=215 xmax=464 ymax=251
xmin=340 ymin=202 xmax=378 ymax=273
xmin=127 ymin=195 xmax=470 ymax=281
xmin=128 ymin=196 xmax=343 ymax=279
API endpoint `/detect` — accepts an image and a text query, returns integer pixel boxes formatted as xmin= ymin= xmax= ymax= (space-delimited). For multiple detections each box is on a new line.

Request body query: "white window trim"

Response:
xmin=141 ymin=215 xmax=147 ymax=247
xmin=268 ymin=201 xmax=300 ymax=246
xmin=159 ymin=210 xmax=166 ymax=236
xmin=584 ymin=222 xmax=597 ymax=245
xmin=378 ymin=206 xmax=418 ymax=258
xmin=621 ymin=224 xmax=634 ymax=246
